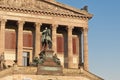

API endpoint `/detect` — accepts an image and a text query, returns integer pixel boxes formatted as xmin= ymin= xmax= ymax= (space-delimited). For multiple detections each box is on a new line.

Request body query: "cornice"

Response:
xmin=44 ymin=0 xmax=93 ymax=18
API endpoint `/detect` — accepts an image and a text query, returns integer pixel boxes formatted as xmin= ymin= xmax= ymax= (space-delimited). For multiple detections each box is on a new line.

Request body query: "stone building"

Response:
xmin=0 ymin=0 xmax=103 ymax=80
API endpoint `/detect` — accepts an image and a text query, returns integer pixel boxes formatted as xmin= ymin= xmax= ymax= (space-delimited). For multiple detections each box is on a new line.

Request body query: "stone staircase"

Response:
xmin=0 ymin=66 xmax=103 ymax=80
xmin=0 ymin=66 xmax=37 ymax=79
xmin=0 ymin=67 xmax=13 ymax=78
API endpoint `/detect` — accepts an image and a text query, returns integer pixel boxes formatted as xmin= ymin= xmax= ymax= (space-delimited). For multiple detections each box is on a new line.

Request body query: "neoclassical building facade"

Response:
xmin=0 ymin=0 xmax=104 ymax=80
xmin=0 ymin=0 xmax=92 ymax=71
xmin=0 ymin=0 xmax=92 ymax=70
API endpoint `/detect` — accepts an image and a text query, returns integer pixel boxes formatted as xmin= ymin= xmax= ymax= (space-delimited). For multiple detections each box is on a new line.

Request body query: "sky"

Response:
xmin=57 ymin=0 xmax=120 ymax=80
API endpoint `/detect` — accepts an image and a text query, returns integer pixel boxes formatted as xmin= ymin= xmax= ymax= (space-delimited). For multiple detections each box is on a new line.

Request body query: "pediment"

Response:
xmin=0 ymin=0 xmax=92 ymax=19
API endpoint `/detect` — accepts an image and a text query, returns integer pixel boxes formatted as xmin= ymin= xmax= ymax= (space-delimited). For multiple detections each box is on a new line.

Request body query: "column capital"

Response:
xmin=0 ymin=19 xmax=7 ymax=23
xmin=83 ymin=27 xmax=88 ymax=32
xmin=51 ymin=24 xmax=58 ymax=29
xmin=0 ymin=19 xmax=7 ymax=30
xmin=18 ymin=21 xmax=25 ymax=25
xmin=67 ymin=25 xmax=74 ymax=30
xmin=52 ymin=24 xmax=58 ymax=26
xmin=35 ymin=22 xmax=42 ymax=26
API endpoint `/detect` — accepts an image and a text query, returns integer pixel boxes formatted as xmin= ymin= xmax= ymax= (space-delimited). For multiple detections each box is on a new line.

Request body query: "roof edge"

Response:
xmin=83 ymin=70 xmax=104 ymax=80
xmin=43 ymin=0 xmax=93 ymax=18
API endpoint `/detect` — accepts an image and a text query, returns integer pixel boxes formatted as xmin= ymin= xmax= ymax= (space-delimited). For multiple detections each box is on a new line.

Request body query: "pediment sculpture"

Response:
xmin=0 ymin=0 xmax=84 ymax=16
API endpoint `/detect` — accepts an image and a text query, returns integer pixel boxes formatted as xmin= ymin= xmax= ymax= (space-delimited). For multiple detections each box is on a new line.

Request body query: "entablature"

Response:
xmin=0 ymin=10 xmax=88 ymax=28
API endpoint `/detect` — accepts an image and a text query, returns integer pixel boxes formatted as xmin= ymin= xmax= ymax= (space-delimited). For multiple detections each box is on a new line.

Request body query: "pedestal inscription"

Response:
xmin=37 ymin=50 xmax=63 ymax=75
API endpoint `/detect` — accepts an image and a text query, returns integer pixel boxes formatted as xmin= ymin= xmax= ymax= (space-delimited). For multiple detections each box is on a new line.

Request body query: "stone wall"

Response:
xmin=0 ymin=65 xmax=103 ymax=80
xmin=13 ymin=66 xmax=37 ymax=74
xmin=0 ymin=66 xmax=37 ymax=78
xmin=0 ymin=74 xmax=91 ymax=80
xmin=0 ymin=66 xmax=103 ymax=80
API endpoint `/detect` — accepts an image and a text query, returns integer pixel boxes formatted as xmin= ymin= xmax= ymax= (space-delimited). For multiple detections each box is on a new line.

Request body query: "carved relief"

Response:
xmin=0 ymin=0 xmax=81 ymax=16
xmin=0 ymin=0 xmax=35 ymax=8
xmin=35 ymin=1 xmax=75 ymax=15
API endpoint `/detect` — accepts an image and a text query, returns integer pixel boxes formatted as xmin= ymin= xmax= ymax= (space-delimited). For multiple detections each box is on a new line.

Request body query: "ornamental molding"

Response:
xmin=0 ymin=0 xmax=92 ymax=19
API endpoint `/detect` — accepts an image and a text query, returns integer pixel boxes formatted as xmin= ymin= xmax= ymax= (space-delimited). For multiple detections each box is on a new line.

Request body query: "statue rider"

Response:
xmin=41 ymin=27 xmax=52 ymax=50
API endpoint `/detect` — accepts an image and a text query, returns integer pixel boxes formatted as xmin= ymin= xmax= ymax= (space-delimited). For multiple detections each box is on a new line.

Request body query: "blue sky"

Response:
xmin=57 ymin=0 xmax=120 ymax=80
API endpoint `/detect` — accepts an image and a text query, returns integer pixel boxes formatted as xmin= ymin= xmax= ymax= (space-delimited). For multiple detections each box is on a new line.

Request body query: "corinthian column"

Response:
xmin=68 ymin=26 xmax=73 ymax=68
xmin=52 ymin=24 xmax=57 ymax=53
xmin=17 ymin=21 xmax=25 ymax=66
xmin=35 ymin=22 xmax=41 ymax=57
xmin=83 ymin=27 xmax=89 ymax=71
xmin=0 ymin=19 xmax=7 ymax=55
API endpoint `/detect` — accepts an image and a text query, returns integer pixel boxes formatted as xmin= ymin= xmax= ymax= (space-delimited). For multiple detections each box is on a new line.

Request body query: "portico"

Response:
xmin=0 ymin=19 xmax=89 ymax=70
xmin=0 ymin=0 xmax=92 ymax=71
xmin=0 ymin=1 xmax=105 ymax=80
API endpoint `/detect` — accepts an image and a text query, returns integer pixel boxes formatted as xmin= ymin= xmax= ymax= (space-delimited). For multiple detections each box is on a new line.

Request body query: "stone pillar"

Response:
xmin=0 ymin=19 xmax=7 ymax=55
xmin=35 ymin=23 xmax=41 ymax=57
xmin=78 ymin=31 xmax=83 ymax=68
xmin=52 ymin=24 xmax=57 ymax=53
xmin=17 ymin=21 xmax=25 ymax=66
xmin=83 ymin=27 xmax=89 ymax=71
xmin=68 ymin=26 xmax=73 ymax=68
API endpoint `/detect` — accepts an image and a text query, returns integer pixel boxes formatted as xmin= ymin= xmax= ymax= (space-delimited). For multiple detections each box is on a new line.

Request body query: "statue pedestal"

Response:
xmin=37 ymin=49 xmax=63 ymax=75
